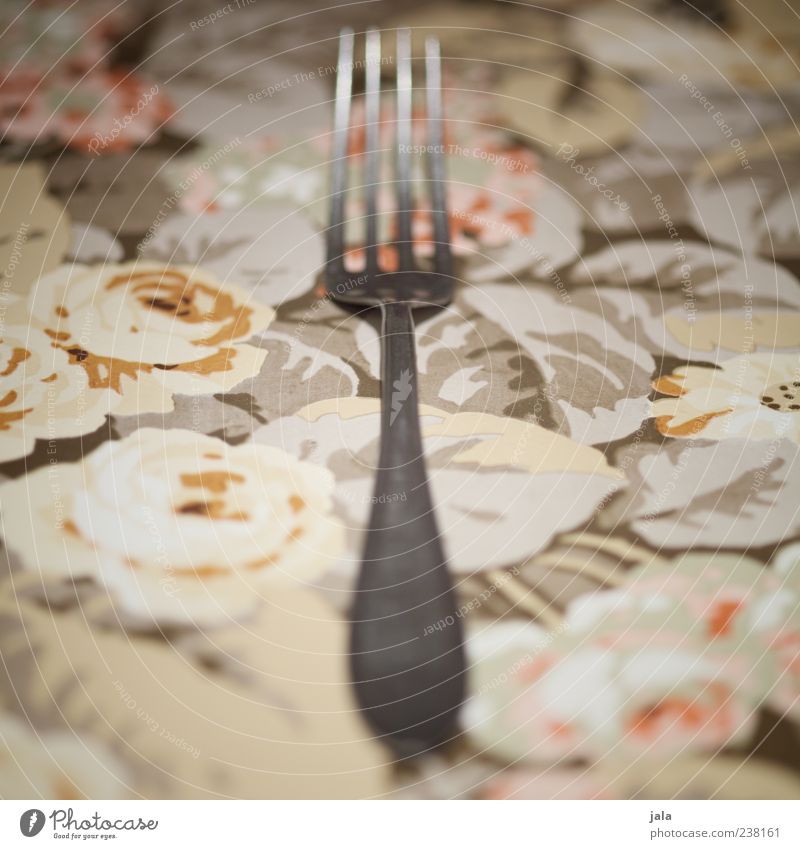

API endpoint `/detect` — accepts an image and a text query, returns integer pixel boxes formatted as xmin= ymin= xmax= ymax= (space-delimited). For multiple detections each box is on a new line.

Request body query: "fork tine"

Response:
xmin=364 ymin=28 xmax=382 ymax=276
xmin=394 ymin=28 xmax=415 ymax=271
xmin=327 ymin=28 xmax=354 ymax=279
xmin=425 ymin=37 xmax=453 ymax=278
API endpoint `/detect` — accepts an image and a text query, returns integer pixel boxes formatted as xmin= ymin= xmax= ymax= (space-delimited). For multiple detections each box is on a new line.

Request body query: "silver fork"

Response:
xmin=325 ymin=27 xmax=465 ymax=756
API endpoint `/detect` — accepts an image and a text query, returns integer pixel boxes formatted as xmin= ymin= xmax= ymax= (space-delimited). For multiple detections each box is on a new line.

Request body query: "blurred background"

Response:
xmin=1 ymin=0 xmax=800 ymax=801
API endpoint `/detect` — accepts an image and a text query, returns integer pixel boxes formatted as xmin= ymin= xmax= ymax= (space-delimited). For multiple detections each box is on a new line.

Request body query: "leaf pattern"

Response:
xmin=1 ymin=0 xmax=799 ymax=802
xmin=253 ymin=399 xmax=623 ymax=579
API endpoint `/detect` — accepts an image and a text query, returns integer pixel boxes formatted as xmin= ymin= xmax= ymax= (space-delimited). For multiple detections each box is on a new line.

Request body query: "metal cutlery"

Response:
xmin=324 ymin=27 xmax=466 ymax=756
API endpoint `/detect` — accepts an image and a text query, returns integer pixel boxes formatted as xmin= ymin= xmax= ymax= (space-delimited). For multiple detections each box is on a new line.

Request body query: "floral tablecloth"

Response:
xmin=1 ymin=0 xmax=799 ymax=800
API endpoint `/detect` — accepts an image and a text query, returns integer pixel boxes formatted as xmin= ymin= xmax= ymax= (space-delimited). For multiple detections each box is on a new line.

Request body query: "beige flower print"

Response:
xmin=0 ymin=324 xmax=111 ymax=463
xmin=27 ymin=262 xmax=275 ymax=415
xmin=0 ymin=428 xmax=343 ymax=625
xmin=0 ymin=714 xmax=130 ymax=799
xmin=652 ymin=353 xmax=800 ymax=441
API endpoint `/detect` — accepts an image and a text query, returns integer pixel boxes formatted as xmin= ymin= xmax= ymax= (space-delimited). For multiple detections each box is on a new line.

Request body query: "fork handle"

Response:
xmin=350 ymin=300 xmax=466 ymax=756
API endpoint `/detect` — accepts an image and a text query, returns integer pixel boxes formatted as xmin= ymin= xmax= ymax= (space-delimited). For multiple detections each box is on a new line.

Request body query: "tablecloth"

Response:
xmin=1 ymin=0 xmax=799 ymax=799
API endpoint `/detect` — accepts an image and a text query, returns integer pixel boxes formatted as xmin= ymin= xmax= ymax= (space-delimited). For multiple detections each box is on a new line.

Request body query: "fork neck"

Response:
xmin=371 ymin=300 xmax=437 ymax=524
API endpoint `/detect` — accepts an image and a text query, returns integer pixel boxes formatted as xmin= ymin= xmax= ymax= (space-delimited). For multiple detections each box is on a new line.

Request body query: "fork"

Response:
xmin=325 ymin=27 xmax=466 ymax=755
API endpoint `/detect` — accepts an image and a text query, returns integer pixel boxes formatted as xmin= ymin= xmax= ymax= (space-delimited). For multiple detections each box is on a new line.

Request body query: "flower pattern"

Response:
xmin=0 ymin=2 xmax=171 ymax=153
xmin=24 ymin=261 xmax=275 ymax=417
xmin=0 ymin=428 xmax=343 ymax=625
xmin=0 ymin=1 xmax=137 ymax=80
xmin=652 ymin=354 xmax=800 ymax=441
xmin=1 ymin=0 xmax=799 ymax=801
xmin=465 ymin=551 xmax=800 ymax=764
xmin=0 ymin=324 xmax=110 ymax=463
xmin=0 ymin=70 xmax=173 ymax=153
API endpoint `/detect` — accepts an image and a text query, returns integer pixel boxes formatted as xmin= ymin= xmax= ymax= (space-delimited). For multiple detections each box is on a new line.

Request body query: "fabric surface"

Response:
xmin=1 ymin=0 xmax=799 ymax=799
